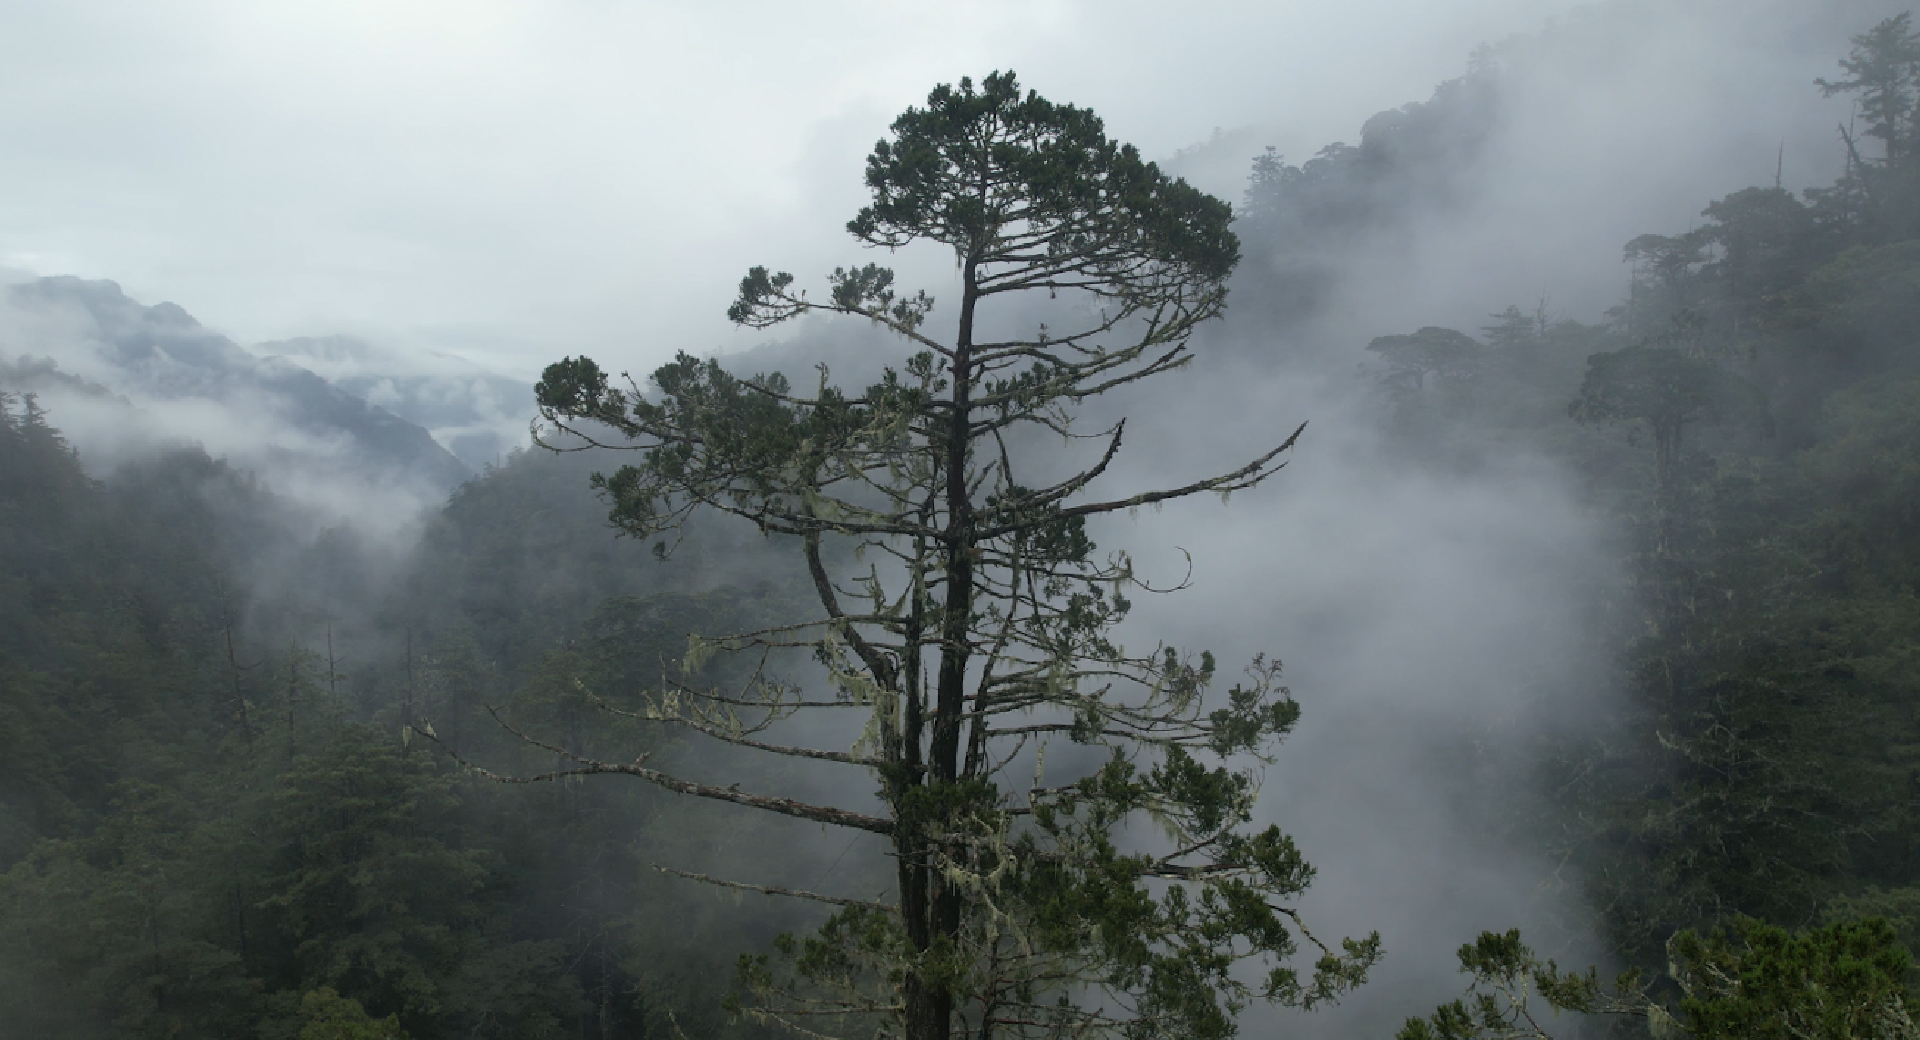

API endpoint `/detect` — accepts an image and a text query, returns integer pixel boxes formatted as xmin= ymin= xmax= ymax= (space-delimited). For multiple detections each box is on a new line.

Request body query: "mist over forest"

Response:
xmin=5 ymin=1 xmax=1920 ymax=1037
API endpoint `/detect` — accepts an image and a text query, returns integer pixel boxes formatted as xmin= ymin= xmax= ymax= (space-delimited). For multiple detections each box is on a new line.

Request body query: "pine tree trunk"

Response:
xmin=903 ymin=260 xmax=981 ymax=1040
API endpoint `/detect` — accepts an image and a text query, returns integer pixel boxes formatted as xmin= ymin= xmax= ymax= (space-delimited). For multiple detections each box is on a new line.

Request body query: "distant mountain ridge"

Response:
xmin=255 ymin=334 xmax=533 ymax=471
xmin=0 ymin=276 xmax=474 ymax=523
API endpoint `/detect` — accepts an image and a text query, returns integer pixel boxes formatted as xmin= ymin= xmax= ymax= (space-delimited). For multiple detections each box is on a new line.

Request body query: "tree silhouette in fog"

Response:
xmin=516 ymin=71 xmax=1377 ymax=1040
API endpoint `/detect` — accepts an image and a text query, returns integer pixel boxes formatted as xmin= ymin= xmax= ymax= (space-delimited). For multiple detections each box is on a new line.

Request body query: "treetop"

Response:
xmin=849 ymin=71 xmax=1239 ymax=294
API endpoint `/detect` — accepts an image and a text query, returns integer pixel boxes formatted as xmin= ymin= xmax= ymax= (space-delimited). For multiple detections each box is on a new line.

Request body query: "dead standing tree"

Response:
xmin=484 ymin=72 xmax=1377 ymax=1040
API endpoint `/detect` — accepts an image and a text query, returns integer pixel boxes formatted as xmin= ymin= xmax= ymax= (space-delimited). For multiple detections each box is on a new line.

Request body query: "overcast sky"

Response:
xmin=0 ymin=1 xmax=1592 ymax=378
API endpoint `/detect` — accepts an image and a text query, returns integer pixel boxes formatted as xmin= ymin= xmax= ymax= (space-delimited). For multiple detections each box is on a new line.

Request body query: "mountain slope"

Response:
xmin=0 ymin=276 xmax=470 ymax=522
xmin=255 ymin=334 xmax=532 ymax=472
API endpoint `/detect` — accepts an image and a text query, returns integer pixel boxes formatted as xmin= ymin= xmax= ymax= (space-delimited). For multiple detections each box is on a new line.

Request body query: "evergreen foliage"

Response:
xmin=527 ymin=72 xmax=1376 ymax=1040
xmin=1398 ymin=920 xmax=1917 ymax=1040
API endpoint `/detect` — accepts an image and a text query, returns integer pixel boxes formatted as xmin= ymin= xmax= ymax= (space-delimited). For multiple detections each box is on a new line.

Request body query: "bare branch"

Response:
xmin=417 ymin=712 xmax=894 ymax=835
xmin=978 ymin=422 xmax=1306 ymax=540
xmin=653 ymin=864 xmax=898 ymax=913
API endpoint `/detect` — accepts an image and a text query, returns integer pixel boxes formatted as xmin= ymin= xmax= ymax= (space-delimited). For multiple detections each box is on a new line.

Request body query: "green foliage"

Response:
xmin=1400 ymin=920 xmax=1918 ymax=1040
xmin=1670 ymin=918 xmax=1915 ymax=1040
xmin=256 ymin=733 xmax=497 ymax=1028
xmin=1568 ymin=346 xmax=1735 ymax=470
xmin=1818 ymin=14 xmax=1920 ymax=163
xmin=0 ymin=781 xmax=262 ymax=1039
xmin=0 ymin=397 xmax=236 ymax=865
xmin=1367 ymin=326 xmax=1484 ymax=392
xmin=1397 ymin=921 xmax=1920 ymax=1040
xmin=1772 ymin=241 xmax=1920 ymax=368
xmin=533 ymin=72 xmax=1373 ymax=1039
xmin=0 ymin=403 xmax=790 ymax=1038
xmin=293 ymin=988 xmax=411 ymax=1040
xmin=1698 ymin=188 xmax=1822 ymax=316
xmin=847 ymin=71 xmax=1238 ymax=282
xmin=1396 ymin=929 xmax=1652 ymax=1040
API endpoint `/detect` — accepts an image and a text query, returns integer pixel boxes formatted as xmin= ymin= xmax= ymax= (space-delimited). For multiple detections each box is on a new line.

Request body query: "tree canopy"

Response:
xmin=528 ymin=71 xmax=1375 ymax=1040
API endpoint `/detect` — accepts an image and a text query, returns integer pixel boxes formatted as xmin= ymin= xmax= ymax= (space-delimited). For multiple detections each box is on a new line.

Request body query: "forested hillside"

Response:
xmin=0 ymin=405 xmax=834 ymax=1037
xmin=5 ymin=8 xmax=1920 ymax=1039
xmin=1335 ymin=14 xmax=1920 ymax=1034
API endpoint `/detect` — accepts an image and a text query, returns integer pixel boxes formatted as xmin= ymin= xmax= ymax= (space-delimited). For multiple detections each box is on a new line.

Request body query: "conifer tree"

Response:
xmin=517 ymin=72 xmax=1377 ymax=1039
xmin=1819 ymin=13 xmax=1920 ymax=163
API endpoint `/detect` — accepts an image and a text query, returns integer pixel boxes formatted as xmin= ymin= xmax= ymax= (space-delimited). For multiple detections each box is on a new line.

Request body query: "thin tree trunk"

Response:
xmin=906 ymin=255 xmax=981 ymax=1040
xmin=227 ymin=625 xmax=255 ymax=747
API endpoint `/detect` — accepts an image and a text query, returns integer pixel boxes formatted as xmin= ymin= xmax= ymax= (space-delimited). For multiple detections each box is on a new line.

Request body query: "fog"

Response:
xmin=0 ymin=0 xmax=1903 ymax=1034
xmin=0 ymin=0 xmax=1583 ymax=376
xmin=0 ymin=277 xmax=471 ymax=537
xmin=1100 ymin=4 xmax=1903 ymax=1028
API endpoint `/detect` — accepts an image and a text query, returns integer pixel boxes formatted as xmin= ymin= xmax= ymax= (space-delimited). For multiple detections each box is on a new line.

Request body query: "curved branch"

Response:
xmin=804 ymin=522 xmax=900 ymax=691
xmin=977 ymin=422 xmax=1306 ymax=540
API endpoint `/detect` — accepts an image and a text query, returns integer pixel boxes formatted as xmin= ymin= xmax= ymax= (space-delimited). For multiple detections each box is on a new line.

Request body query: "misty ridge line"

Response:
xmin=0 ymin=273 xmax=546 ymax=539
